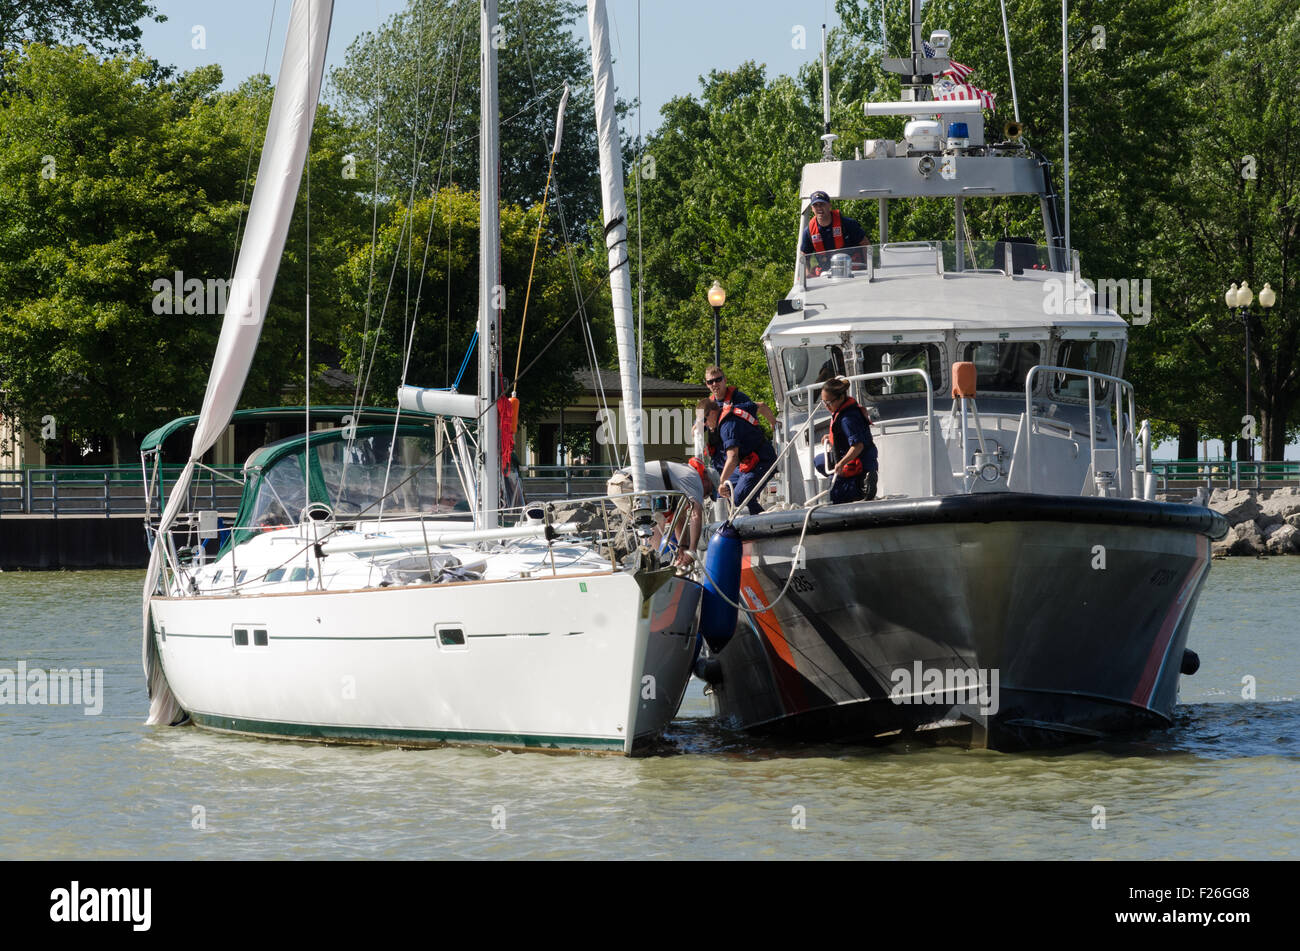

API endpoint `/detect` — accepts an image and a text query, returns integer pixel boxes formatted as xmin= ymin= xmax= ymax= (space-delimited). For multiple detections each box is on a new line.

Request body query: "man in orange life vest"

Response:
xmin=703 ymin=366 xmax=778 ymax=515
xmin=801 ymin=190 xmax=867 ymax=271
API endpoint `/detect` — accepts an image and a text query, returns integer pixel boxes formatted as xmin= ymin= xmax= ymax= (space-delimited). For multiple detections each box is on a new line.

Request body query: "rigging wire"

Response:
xmin=354 ymin=3 xmax=472 ymax=415
xmin=512 ymin=85 xmax=568 ymax=394
xmin=377 ymin=3 xmax=477 ymax=519
xmin=346 ymin=0 xmax=387 ymax=437
xmin=514 ymin=0 xmax=621 ymax=466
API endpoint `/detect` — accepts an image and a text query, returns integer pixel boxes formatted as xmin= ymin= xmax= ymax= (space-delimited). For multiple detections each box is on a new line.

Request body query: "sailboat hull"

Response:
xmin=706 ymin=494 xmax=1226 ymax=750
xmin=151 ymin=569 xmax=700 ymax=755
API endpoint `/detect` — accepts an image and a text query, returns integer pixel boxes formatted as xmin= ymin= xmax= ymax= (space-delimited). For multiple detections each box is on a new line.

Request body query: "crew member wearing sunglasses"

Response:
xmin=703 ymin=367 xmax=778 ymax=515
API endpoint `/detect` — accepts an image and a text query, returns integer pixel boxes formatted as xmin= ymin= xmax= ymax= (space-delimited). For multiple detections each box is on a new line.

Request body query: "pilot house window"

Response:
xmin=1052 ymin=340 xmax=1117 ymax=401
xmin=782 ymin=345 xmax=845 ymax=407
xmin=857 ymin=344 xmax=942 ymax=396
xmin=961 ymin=342 xmax=1042 ymax=392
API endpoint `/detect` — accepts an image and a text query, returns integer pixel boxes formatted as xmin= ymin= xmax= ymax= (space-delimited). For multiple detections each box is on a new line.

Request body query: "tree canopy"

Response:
xmin=330 ymin=0 xmax=611 ymax=227
xmin=0 ymin=0 xmax=163 ymax=58
xmin=0 ymin=45 xmax=367 ymax=458
xmin=0 ymin=0 xmax=1296 ymax=461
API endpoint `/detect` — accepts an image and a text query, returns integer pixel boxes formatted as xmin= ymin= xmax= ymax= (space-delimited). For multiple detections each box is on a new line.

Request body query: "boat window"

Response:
xmin=315 ymin=434 xmax=468 ymax=517
xmin=961 ymin=342 xmax=1042 ymax=392
xmin=1053 ymin=340 xmax=1116 ymax=401
xmin=782 ymin=345 xmax=845 ymax=407
xmin=264 ymin=568 xmax=285 ymax=582
xmin=211 ymin=570 xmax=222 ymax=584
xmin=253 ymin=629 xmax=268 ymax=647
xmin=289 ymin=567 xmax=315 ymax=582
xmin=233 ymin=628 xmax=248 ymax=646
xmin=857 ymin=344 xmax=942 ymax=396
xmin=250 ymin=453 xmax=307 ymax=528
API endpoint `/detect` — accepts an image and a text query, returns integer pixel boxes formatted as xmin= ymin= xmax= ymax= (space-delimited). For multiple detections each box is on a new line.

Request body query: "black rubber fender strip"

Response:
xmin=723 ymin=493 xmax=1229 ymax=542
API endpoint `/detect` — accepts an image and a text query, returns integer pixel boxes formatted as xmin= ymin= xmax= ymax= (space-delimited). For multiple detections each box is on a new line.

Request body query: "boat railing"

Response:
xmin=1023 ymin=365 xmax=1139 ymax=498
xmin=153 ymin=488 xmax=698 ymax=592
xmin=796 ymin=240 xmax=1066 ymax=292
xmin=783 ymin=368 xmax=935 ymax=500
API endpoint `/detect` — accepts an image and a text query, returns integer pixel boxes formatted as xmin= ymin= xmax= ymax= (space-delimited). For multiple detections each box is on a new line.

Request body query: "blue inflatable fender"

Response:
xmin=699 ymin=524 xmax=742 ymax=653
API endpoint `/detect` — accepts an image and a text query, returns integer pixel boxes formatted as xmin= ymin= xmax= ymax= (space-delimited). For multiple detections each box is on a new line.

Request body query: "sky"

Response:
xmin=136 ymin=1 xmax=1293 ymax=461
xmin=138 ymin=0 xmax=842 ymax=134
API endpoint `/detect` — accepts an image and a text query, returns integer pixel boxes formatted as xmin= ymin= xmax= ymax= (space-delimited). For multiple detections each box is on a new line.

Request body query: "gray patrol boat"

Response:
xmin=698 ymin=10 xmax=1227 ymax=750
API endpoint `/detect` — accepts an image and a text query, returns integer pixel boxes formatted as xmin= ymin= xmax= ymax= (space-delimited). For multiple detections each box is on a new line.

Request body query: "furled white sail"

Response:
xmin=587 ymin=0 xmax=646 ymax=493
xmin=141 ymin=0 xmax=335 ymax=725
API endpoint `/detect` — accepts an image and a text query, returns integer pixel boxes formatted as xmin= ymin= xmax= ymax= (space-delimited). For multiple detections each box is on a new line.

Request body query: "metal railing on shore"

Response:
xmin=1 ymin=463 xmax=623 ymax=517
xmin=0 ymin=466 xmax=244 ymax=517
xmin=1151 ymin=460 xmax=1300 ymax=493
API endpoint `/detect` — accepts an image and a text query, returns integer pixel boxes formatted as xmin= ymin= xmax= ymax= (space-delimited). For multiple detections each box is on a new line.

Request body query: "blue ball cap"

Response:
xmin=809 ymin=190 xmax=831 ymax=206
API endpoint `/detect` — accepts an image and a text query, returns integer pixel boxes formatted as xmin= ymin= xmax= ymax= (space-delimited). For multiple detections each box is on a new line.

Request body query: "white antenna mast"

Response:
xmin=821 ymin=24 xmax=836 ymax=160
xmin=999 ymin=0 xmax=1021 ymax=123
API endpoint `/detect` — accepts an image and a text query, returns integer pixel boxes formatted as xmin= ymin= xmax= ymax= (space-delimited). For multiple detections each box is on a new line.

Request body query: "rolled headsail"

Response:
xmin=141 ymin=0 xmax=335 ymax=725
xmin=397 ymin=385 xmax=478 ymax=419
xmin=587 ymin=0 xmax=646 ymax=493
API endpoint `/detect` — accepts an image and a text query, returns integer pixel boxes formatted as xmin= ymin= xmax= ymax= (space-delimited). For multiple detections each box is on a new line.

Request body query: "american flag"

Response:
xmin=922 ymin=41 xmax=976 ymax=83
xmin=934 ymin=82 xmax=996 ymax=110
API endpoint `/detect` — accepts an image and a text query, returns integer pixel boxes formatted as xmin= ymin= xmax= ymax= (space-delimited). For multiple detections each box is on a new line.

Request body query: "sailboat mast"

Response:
xmin=587 ymin=0 xmax=647 ymax=494
xmin=478 ymin=0 xmax=501 ymax=528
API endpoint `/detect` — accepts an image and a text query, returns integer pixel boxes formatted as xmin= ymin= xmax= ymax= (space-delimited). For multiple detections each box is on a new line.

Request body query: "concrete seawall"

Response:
xmin=0 ymin=516 xmax=149 ymax=570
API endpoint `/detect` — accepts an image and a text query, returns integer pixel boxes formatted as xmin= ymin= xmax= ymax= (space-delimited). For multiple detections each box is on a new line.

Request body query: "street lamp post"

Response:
xmin=707 ymin=280 xmax=726 ymax=367
xmin=1225 ymin=280 xmax=1276 ymax=463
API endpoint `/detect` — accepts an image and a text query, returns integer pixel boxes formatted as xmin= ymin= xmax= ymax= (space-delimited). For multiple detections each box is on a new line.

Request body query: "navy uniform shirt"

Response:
xmin=717 ymin=388 xmax=769 ymax=458
xmin=833 ymin=400 xmax=878 ymax=470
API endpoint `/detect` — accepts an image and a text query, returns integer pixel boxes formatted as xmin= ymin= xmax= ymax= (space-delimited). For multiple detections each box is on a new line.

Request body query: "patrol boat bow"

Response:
xmin=698 ymin=6 xmax=1226 ymax=749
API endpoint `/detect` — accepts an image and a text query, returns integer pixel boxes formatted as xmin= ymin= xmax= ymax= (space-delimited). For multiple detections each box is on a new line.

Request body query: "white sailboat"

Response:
xmin=140 ymin=0 xmax=701 ymax=755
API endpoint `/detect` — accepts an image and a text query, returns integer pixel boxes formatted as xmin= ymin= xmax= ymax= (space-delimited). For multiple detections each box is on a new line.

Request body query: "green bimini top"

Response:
xmin=226 ymin=422 xmax=471 ymax=551
xmin=140 ymin=405 xmax=447 ymax=454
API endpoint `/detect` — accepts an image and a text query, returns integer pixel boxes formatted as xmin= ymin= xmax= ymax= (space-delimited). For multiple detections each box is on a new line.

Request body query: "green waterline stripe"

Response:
xmin=188 ymin=712 xmax=626 ymax=751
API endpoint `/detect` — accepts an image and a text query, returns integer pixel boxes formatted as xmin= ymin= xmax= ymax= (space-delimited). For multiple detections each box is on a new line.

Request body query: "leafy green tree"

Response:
xmin=0 ymin=45 xmax=368 ymax=458
xmin=0 ymin=0 xmax=163 ymax=57
xmin=329 ymin=0 xmax=610 ymax=227
xmin=632 ymin=63 xmax=824 ymax=404
xmin=1146 ymin=0 xmax=1300 ymax=460
xmin=336 ymin=185 xmax=607 ymax=426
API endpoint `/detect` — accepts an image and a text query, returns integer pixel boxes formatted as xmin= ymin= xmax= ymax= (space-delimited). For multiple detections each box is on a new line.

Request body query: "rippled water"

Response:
xmin=1 ymin=560 xmax=1296 ymax=859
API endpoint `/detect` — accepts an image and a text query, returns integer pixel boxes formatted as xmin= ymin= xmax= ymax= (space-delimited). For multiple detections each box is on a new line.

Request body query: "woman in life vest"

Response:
xmin=820 ymin=376 xmax=878 ymax=504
